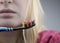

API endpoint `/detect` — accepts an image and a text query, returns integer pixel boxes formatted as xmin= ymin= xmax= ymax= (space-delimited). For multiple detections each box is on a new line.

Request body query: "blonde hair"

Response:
xmin=16 ymin=0 xmax=44 ymax=43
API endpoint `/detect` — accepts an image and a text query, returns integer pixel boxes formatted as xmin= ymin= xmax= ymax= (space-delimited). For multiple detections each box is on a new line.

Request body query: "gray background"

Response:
xmin=40 ymin=0 xmax=60 ymax=32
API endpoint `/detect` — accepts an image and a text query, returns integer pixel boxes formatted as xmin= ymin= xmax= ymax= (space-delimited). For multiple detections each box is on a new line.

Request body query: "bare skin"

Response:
xmin=0 ymin=31 xmax=18 ymax=43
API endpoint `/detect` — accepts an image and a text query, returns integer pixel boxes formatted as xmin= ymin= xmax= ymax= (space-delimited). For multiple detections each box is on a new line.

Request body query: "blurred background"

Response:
xmin=40 ymin=0 xmax=60 ymax=32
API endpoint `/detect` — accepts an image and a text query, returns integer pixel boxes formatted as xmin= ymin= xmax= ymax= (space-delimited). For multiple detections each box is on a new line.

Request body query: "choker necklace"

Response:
xmin=0 ymin=20 xmax=35 ymax=32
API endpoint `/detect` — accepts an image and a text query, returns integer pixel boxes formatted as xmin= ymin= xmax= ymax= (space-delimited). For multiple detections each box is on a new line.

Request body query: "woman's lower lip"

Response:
xmin=0 ymin=13 xmax=14 ymax=18
xmin=1 ymin=16 xmax=13 ymax=19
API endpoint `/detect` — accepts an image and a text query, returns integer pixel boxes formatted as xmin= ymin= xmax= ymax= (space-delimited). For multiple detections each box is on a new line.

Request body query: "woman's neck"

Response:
xmin=0 ymin=30 xmax=20 ymax=43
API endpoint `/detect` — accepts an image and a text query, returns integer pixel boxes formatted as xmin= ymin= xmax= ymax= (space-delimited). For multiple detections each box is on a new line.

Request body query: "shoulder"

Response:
xmin=37 ymin=30 xmax=60 ymax=43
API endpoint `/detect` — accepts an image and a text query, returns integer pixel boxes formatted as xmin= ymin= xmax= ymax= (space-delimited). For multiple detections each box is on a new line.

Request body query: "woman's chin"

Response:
xmin=0 ymin=22 xmax=21 ymax=28
xmin=0 ymin=17 xmax=23 ymax=28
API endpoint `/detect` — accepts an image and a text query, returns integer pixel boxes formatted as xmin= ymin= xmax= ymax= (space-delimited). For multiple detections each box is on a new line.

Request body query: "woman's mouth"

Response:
xmin=0 ymin=9 xmax=17 ymax=19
